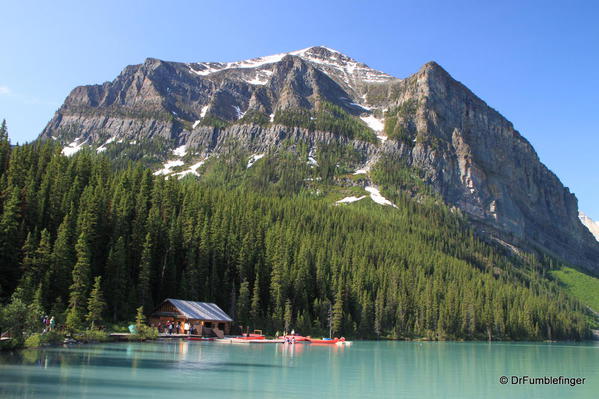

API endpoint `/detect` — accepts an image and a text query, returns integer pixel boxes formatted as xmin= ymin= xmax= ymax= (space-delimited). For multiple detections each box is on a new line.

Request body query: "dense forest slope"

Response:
xmin=0 ymin=134 xmax=592 ymax=340
xmin=38 ymin=47 xmax=599 ymax=274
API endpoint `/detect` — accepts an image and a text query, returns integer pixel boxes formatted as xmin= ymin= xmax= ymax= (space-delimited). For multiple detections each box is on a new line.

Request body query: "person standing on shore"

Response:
xmin=49 ymin=316 xmax=55 ymax=331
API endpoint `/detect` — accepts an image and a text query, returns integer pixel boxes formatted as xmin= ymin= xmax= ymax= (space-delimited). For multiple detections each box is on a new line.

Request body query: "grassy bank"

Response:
xmin=551 ymin=267 xmax=599 ymax=326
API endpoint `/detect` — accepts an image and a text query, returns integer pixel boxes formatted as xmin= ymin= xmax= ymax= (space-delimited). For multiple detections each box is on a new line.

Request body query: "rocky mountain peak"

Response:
xmin=39 ymin=47 xmax=599 ymax=274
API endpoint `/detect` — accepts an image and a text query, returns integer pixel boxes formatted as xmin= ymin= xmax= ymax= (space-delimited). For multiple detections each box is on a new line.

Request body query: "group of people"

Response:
xmin=155 ymin=320 xmax=198 ymax=335
xmin=41 ymin=315 xmax=55 ymax=333
xmin=284 ymin=336 xmax=296 ymax=344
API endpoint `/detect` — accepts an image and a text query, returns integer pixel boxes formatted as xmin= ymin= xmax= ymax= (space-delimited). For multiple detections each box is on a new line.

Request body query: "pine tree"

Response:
xmin=135 ymin=306 xmax=146 ymax=332
xmin=138 ymin=233 xmax=153 ymax=310
xmin=331 ymin=286 xmax=344 ymax=336
xmin=51 ymin=212 xmax=75 ymax=302
xmin=236 ymin=280 xmax=250 ymax=328
xmin=87 ymin=276 xmax=105 ymax=329
xmin=250 ymin=273 xmax=261 ymax=326
xmin=284 ymin=299 xmax=292 ymax=333
xmin=0 ymin=186 xmax=21 ymax=295
xmin=27 ymin=284 xmax=45 ymax=333
xmin=104 ymin=237 xmax=127 ymax=321
xmin=0 ymin=119 xmax=10 ymax=174
xmin=66 ymin=233 xmax=91 ymax=331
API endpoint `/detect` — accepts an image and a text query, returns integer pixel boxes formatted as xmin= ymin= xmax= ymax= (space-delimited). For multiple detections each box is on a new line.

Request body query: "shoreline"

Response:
xmin=3 ymin=334 xmax=597 ymax=353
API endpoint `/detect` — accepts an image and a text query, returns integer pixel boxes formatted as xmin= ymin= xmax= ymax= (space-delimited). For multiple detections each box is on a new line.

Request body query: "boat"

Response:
xmin=186 ymin=337 xmax=214 ymax=341
xmin=235 ymin=334 xmax=266 ymax=340
xmin=235 ymin=329 xmax=266 ymax=340
xmin=278 ymin=335 xmax=309 ymax=342
xmin=230 ymin=338 xmax=284 ymax=344
xmin=308 ymin=338 xmax=339 ymax=344
xmin=308 ymin=337 xmax=351 ymax=345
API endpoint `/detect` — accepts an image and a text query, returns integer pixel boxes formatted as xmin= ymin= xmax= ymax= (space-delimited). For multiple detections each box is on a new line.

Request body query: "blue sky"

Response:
xmin=1 ymin=0 xmax=597 ymax=218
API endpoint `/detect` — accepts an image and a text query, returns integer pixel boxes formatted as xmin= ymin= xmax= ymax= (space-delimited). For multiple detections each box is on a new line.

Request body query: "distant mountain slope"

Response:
xmin=579 ymin=212 xmax=599 ymax=241
xmin=39 ymin=46 xmax=599 ymax=274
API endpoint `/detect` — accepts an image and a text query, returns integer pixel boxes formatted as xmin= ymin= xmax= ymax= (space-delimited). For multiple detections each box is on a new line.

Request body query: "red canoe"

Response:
xmin=236 ymin=334 xmax=266 ymax=340
xmin=187 ymin=337 xmax=214 ymax=341
xmin=308 ymin=338 xmax=343 ymax=344
xmin=279 ymin=335 xmax=309 ymax=342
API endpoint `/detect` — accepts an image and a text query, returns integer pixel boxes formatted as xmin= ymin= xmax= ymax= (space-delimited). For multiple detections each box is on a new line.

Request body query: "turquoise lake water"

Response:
xmin=0 ymin=340 xmax=597 ymax=398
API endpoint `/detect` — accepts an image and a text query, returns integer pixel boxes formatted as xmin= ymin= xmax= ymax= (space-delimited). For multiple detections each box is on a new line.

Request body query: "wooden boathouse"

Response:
xmin=149 ymin=299 xmax=233 ymax=337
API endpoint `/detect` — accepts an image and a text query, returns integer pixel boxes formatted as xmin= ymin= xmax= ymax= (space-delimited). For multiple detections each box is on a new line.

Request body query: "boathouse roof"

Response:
xmin=152 ymin=299 xmax=233 ymax=322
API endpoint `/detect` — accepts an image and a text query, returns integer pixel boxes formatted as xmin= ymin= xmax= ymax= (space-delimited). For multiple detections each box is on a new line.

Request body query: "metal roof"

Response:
xmin=161 ymin=299 xmax=233 ymax=322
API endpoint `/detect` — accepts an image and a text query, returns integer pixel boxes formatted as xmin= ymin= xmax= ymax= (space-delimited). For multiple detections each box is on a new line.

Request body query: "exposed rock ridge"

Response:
xmin=39 ymin=47 xmax=599 ymax=273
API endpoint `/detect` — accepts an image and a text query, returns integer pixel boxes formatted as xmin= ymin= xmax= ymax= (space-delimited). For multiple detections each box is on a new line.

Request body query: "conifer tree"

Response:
xmin=0 ymin=119 xmax=10 ymax=174
xmin=284 ymin=299 xmax=292 ymax=333
xmin=104 ymin=237 xmax=127 ymax=321
xmin=28 ymin=284 xmax=45 ymax=333
xmin=66 ymin=233 xmax=91 ymax=331
xmin=236 ymin=280 xmax=250 ymax=327
xmin=331 ymin=287 xmax=344 ymax=336
xmin=51 ymin=212 xmax=75 ymax=302
xmin=0 ymin=186 xmax=21 ymax=295
xmin=87 ymin=276 xmax=105 ymax=329
xmin=135 ymin=306 xmax=146 ymax=332
xmin=138 ymin=233 xmax=153 ymax=310
xmin=250 ymin=273 xmax=261 ymax=325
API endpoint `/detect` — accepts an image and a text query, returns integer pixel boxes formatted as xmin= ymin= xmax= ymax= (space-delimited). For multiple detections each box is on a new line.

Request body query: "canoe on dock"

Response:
xmin=307 ymin=337 xmax=352 ymax=345
xmin=308 ymin=338 xmax=339 ymax=344
xmin=216 ymin=338 xmax=284 ymax=344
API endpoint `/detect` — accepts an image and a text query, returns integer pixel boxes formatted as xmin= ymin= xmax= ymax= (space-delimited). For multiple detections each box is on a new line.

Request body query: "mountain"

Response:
xmin=580 ymin=211 xmax=599 ymax=241
xmin=40 ymin=46 xmax=599 ymax=274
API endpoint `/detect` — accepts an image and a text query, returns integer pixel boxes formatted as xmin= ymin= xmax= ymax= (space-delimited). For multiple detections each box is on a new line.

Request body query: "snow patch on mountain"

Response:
xmin=336 ymin=195 xmax=367 ymax=204
xmin=96 ymin=137 xmax=115 ymax=153
xmin=62 ymin=137 xmax=87 ymax=156
xmin=234 ymin=105 xmax=246 ymax=119
xmin=244 ymin=70 xmax=273 ymax=85
xmin=173 ymin=145 xmax=187 ymax=157
xmin=247 ymin=153 xmax=265 ymax=168
xmin=336 ymin=186 xmax=397 ymax=208
xmin=361 ymin=115 xmax=384 ymax=132
xmin=360 ymin=115 xmax=387 ymax=142
xmin=579 ymin=211 xmax=599 ymax=241
xmin=353 ymin=164 xmax=371 ymax=175
xmin=154 ymin=160 xmax=184 ymax=176
xmin=365 ymin=186 xmax=397 ymax=208
xmin=200 ymin=105 xmax=209 ymax=118
xmin=172 ymin=160 xmax=206 ymax=178
xmin=188 ymin=46 xmax=395 ymax=89
xmin=192 ymin=106 xmax=210 ymax=128
xmin=308 ymin=148 xmax=318 ymax=166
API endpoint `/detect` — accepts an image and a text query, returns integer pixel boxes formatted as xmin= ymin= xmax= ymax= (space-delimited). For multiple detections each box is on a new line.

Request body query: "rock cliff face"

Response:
xmin=40 ymin=46 xmax=599 ymax=273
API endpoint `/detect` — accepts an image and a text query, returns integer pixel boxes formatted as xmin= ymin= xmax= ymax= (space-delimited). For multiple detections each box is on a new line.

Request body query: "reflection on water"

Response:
xmin=0 ymin=341 xmax=598 ymax=398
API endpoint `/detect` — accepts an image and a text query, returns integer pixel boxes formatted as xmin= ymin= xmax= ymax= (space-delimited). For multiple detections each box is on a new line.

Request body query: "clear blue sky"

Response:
xmin=1 ymin=0 xmax=597 ymax=218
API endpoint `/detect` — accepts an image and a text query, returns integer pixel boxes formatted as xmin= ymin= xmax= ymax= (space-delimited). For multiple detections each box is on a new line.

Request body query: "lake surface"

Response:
xmin=0 ymin=340 xmax=597 ymax=398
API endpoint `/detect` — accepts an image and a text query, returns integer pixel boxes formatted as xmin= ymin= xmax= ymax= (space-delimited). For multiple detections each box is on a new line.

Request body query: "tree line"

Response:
xmin=0 ymin=121 xmax=592 ymax=341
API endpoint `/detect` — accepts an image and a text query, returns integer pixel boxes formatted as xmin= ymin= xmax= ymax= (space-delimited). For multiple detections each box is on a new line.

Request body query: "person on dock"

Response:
xmin=184 ymin=322 xmax=190 ymax=335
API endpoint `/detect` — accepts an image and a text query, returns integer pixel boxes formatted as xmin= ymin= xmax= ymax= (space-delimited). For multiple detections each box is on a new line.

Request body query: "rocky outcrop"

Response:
xmin=39 ymin=47 xmax=599 ymax=274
